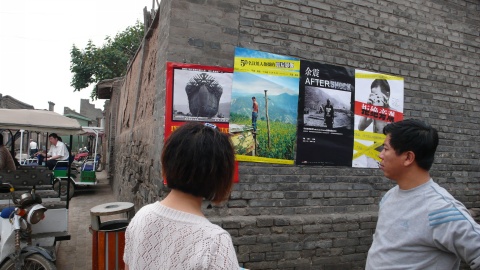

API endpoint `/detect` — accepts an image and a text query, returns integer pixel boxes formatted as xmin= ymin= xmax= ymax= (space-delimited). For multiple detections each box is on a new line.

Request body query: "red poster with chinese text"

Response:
xmin=165 ymin=62 xmax=238 ymax=182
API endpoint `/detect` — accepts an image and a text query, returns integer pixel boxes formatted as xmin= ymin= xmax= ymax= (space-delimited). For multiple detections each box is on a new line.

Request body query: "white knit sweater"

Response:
xmin=124 ymin=202 xmax=239 ymax=270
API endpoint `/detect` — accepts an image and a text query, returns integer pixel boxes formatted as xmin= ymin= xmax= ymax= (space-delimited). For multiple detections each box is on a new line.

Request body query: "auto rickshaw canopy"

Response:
xmin=0 ymin=109 xmax=83 ymax=134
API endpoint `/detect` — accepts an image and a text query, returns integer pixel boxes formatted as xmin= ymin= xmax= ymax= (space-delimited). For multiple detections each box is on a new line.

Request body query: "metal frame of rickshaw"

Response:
xmin=53 ymin=126 xmax=104 ymax=198
xmin=0 ymin=108 xmax=81 ymax=253
xmin=0 ymin=108 xmax=84 ymax=203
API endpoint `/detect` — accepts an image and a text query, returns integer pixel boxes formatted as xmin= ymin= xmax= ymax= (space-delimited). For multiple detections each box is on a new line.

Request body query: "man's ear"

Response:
xmin=403 ymin=151 xmax=415 ymax=166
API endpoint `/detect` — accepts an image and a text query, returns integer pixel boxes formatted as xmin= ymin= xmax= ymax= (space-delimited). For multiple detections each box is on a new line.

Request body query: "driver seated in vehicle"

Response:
xmin=36 ymin=133 xmax=70 ymax=170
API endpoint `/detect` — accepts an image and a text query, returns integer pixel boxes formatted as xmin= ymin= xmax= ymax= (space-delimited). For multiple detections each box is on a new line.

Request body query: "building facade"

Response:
xmin=101 ymin=1 xmax=480 ymax=269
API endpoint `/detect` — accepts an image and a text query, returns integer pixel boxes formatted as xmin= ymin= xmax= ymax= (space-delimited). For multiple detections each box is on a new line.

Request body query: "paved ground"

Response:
xmin=56 ymin=170 xmax=123 ymax=270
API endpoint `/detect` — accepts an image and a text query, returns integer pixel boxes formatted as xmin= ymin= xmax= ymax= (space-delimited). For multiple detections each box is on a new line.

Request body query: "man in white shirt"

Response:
xmin=42 ymin=133 xmax=69 ymax=170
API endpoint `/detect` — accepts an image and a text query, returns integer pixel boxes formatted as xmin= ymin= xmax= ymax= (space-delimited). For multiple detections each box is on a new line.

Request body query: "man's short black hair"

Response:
xmin=161 ymin=122 xmax=235 ymax=204
xmin=383 ymin=119 xmax=439 ymax=171
xmin=48 ymin=133 xmax=60 ymax=140
xmin=252 ymin=97 xmax=256 ymax=99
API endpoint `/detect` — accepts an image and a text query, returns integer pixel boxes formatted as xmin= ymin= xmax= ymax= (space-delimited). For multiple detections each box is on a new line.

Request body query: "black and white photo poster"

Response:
xmin=296 ymin=61 xmax=355 ymax=166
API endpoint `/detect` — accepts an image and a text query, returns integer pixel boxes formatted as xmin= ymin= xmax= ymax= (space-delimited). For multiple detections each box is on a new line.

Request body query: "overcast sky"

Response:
xmin=0 ymin=0 xmax=155 ymax=114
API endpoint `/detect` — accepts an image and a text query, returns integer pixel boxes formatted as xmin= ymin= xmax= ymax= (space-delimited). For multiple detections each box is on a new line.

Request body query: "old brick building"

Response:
xmin=79 ymin=99 xmax=103 ymax=127
xmin=100 ymin=1 xmax=479 ymax=269
xmin=0 ymin=94 xmax=34 ymax=109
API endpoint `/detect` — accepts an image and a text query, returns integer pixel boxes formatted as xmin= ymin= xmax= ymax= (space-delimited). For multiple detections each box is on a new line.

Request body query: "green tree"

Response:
xmin=70 ymin=21 xmax=144 ymax=99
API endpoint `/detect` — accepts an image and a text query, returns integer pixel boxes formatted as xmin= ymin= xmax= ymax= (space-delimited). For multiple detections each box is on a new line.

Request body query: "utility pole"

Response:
xmin=264 ymin=90 xmax=271 ymax=148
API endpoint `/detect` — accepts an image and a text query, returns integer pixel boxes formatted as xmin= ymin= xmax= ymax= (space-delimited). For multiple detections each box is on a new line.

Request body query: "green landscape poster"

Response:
xmin=230 ymin=47 xmax=299 ymax=164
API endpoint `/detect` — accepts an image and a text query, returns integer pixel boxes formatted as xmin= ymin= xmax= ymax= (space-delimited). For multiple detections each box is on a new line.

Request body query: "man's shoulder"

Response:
xmin=426 ymin=181 xmax=453 ymax=199
xmin=424 ymin=182 xmax=474 ymax=228
xmin=424 ymin=181 xmax=465 ymax=210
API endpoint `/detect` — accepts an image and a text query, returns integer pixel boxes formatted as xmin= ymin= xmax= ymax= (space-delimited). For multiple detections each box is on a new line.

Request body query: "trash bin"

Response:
xmin=90 ymin=202 xmax=135 ymax=270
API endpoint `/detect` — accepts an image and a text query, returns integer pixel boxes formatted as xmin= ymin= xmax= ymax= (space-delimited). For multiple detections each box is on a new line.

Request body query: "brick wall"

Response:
xmin=102 ymin=78 xmax=124 ymax=184
xmin=104 ymin=0 xmax=480 ymax=269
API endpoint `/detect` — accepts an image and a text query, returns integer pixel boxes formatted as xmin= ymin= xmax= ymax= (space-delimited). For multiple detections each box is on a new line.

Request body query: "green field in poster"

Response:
xmin=230 ymin=113 xmax=296 ymax=160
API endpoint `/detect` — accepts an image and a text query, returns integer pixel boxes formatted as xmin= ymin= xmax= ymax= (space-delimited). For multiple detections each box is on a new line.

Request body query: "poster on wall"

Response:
xmin=352 ymin=70 xmax=404 ymax=168
xmin=229 ymin=47 xmax=300 ymax=165
xmin=165 ymin=62 xmax=238 ymax=182
xmin=295 ymin=61 xmax=355 ymax=166
xmin=165 ymin=62 xmax=233 ymax=138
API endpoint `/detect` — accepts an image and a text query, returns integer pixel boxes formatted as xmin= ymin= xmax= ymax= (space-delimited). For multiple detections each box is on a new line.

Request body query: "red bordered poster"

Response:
xmin=165 ymin=62 xmax=238 ymax=182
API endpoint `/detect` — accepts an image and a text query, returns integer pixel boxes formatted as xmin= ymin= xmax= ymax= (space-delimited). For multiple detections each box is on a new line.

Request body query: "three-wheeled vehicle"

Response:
xmin=0 ymin=108 xmax=83 ymax=269
xmin=53 ymin=126 xmax=103 ymax=198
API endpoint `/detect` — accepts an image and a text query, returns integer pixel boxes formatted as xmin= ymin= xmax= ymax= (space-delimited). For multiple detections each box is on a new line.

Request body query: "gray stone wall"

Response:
xmin=110 ymin=6 xmax=167 ymax=207
xmin=102 ymin=78 xmax=124 ymax=184
xmin=105 ymin=0 xmax=480 ymax=269
xmin=210 ymin=212 xmax=376 ymax=269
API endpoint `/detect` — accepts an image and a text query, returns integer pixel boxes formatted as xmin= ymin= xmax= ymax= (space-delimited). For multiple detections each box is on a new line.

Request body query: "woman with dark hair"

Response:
xmin=124 ymin=122 xmax=241 ymax=270
xmin=0 ymin=134 xmax=16 ymax=171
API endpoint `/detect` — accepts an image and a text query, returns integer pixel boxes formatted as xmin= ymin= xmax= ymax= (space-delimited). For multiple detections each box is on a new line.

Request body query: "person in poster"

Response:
xmin=295 ymin=60 xmax=355 ymax=166
xmin=251 ymin=96 xmax=258 ymax=132
xmin=230 ymin=47 xmax=299 ymax=165
xmin=353 ymin=70 xmax=404 ymax=168
xmin=357 ymin=79 xmax=391 ymax=133
xmin=324 ymin=99 xmax=334 ymax=129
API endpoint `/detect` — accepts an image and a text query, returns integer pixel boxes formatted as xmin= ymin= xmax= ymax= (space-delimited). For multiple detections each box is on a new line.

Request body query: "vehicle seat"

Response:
xmin=53 ymin=155 xmax=75 ymax=170
xmin=82 ymin=161 xmax=95 ymax=171
xmin=0 ymin=206 xmax=15 ymax=219
xmin=53 ymin=161 xmax=70 ymax=170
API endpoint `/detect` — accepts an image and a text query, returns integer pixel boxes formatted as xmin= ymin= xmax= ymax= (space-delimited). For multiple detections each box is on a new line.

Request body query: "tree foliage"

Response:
xmin=70 ymin=21 xmax=144 ymax=99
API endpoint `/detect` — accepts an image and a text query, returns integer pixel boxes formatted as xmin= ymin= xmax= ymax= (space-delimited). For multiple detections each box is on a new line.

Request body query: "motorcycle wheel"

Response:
xmin=0 ymin=254 xmax=56 ymax=270
xmin=53 ymin=179 xmax=75 ymax=199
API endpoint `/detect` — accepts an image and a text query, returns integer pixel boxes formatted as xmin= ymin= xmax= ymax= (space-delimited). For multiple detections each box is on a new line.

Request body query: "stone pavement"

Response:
xmin=56 ymin=170 xmax=124 ymax=270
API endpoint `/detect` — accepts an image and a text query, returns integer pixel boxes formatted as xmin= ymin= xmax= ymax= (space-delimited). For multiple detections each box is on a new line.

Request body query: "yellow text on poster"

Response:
xmin=234 ymin=57 xmax=299 ymax=78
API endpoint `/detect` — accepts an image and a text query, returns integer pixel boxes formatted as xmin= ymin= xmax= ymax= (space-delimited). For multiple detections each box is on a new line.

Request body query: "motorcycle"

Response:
xmin=73 ymin=147 xmax=89 ymax=163
xmin=0 ymin=184 xmax=56 ymax=270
